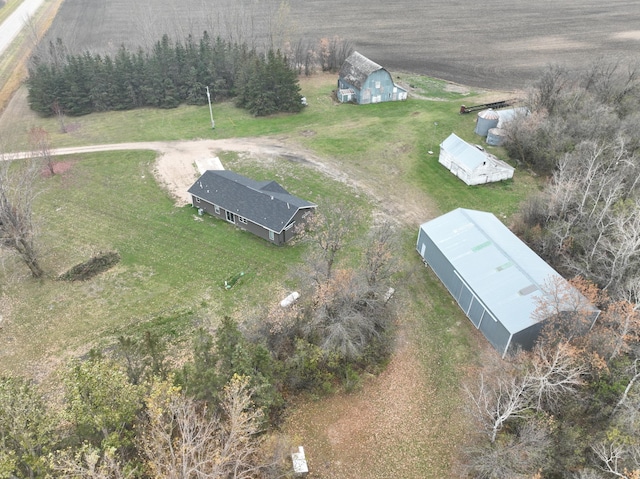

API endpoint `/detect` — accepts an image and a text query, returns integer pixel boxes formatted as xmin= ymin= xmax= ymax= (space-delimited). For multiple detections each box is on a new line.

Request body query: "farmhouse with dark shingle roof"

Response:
xmin=188 ymin=170 xmax=316 ymax=245
xmin=337 ymin=51 xmax=407 ymax=104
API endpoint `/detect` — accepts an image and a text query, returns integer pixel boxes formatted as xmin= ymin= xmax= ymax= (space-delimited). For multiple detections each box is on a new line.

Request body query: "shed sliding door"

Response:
xmin=453 ymin=270 xmax=487 ymax=328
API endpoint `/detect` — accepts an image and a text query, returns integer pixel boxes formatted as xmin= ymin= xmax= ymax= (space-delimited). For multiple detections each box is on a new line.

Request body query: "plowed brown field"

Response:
xmin=43 ymin=0 xmax=640 ymax=89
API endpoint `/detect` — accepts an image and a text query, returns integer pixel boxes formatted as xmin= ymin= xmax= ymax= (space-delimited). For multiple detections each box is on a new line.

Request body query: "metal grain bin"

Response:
xmin=474 ymin=108 xmax=500 ymax=136
xmin=486 ymin=127 xmax=507 ymax=146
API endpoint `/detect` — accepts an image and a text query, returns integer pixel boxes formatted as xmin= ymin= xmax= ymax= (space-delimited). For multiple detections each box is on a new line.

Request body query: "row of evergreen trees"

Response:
xmin=27 ymin=32 xmax=303 ymax=117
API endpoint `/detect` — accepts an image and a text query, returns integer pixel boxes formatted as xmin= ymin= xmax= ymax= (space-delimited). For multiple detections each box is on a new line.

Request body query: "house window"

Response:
xmin=214 ymin=205 xmax=220 ymax=214
xmin=226 ymin=211 xmax=235 ymax=223
xmin=239 ymin=216 xmax=247 ymax=224
xmin=269 ymin=231 xmax=275 ymax=241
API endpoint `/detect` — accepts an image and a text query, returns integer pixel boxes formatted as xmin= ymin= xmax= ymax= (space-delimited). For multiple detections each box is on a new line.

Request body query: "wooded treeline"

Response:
xmin=505 ymin=60 xmax=640 ymax=305
xmin=26 ymin=32 xmax=304 ymax=117
xmin=462 ymin=61 xmax=640 ymax=478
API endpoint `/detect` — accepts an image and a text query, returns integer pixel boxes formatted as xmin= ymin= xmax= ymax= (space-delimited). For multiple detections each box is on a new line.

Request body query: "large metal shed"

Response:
xmin=416 ymin=208 xmax=599 ymax=357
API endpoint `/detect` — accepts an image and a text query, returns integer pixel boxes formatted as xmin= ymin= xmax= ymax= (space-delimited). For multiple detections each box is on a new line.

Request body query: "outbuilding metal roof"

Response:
xmin=440 ymin=133 xmax=489 ymax=171
xmin=497 ymin=107 xmax=530 ymax=128
xmin=477 ymin=108 xmax=500 ymax=120
xmin=188 ymin=170 xmax=316 ymax=233
xmin=420 ymin=208 xmax=583 ymax=334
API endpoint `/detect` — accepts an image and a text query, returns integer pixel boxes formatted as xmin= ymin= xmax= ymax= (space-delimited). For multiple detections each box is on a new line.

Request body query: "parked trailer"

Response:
xmin=459 ymin=100 xmax=513 ymax=114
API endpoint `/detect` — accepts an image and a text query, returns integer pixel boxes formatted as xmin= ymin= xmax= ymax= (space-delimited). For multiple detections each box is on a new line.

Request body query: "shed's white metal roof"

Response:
xmin=440 ymin=133 xmax=488 ymax=170
xmin=420 ymin=208 xmax=573 ymax=334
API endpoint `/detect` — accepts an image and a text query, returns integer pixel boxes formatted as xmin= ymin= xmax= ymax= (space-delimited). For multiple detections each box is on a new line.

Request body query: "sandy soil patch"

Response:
xmin=612 ymin=30 xmax=640 ymax=41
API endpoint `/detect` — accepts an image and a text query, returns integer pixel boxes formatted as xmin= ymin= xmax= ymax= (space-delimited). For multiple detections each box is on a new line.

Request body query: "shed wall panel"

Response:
xmin=457 ymin=284 xmax=473 ymax=313
xmin=468 ymin=297 xmax=486 ymax=327
xmin=511 ymin=322 xmax=545 ymax=353
xmin=478 ymin=315 xmax=511 ymax=357
xmin=417 ymin=229 xmax=462 ymax=295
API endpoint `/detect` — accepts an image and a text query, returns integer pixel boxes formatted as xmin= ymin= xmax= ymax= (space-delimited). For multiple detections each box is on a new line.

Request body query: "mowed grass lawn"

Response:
xmin=0 ymin=147 xmax=371 ymax=373
xmin=0 ymin=73 xmax=539 ymax=477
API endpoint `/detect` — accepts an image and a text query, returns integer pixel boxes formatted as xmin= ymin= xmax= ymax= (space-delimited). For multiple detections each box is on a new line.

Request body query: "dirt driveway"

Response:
xmin=45 ymin=136 xmax=436 ymax=227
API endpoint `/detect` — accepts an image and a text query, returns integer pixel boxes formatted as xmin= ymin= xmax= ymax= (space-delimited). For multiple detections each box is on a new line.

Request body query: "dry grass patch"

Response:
xmin=282 ymin=302 xmax=469 ymax=478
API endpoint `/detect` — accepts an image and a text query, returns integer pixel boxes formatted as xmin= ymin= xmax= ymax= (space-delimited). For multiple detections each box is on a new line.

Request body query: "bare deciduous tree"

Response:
xmin=533 ymin=276 xmax=601 ymax=346
xmin=465 ymin=370 xmax=533 ymax=443
xmin=318 ymin=36 xmax=353 ymax=72
xmin=139 ymin=375 xmax=266 ymax=479
xmin=298 ymin=202 xmax=358 ymax=280
xmin=592 ymin=299 xmax=640 ymax=364
xmin=28 ymin=127 xmax=55 ymax=176
xmin=612 ymin=358 xmax=640 ymax=417
xmin=363 ymin=220 xmax=397 ymax=287
xmin=0 ymin=156 xmax=44 ymax=278
xmin=51 ymin=445 xmax=135 ymax=479
xmin=581 ymin=58 xmax=640 ymax=117
xmin=464 ymin=417 xmax=552 ymax=479
xmin=51 ymin=100 xmax=67 ymax=134
xmin=547 ymin=149 xmax=640 ymax=299
xmin=591 ymin=440 xmax=640 ymax=479
xmin=530 ymin=64 xmax=572 ymax=115
xmin=528 ymin=342 xmax=586 ymax=412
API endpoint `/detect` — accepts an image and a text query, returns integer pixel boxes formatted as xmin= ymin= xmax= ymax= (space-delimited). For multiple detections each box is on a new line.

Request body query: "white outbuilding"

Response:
xmin=438 ymin=133 xmax=514 ymax=185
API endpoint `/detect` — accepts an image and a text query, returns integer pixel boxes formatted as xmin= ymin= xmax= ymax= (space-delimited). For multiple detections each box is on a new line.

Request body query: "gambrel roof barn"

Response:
xmin=416 ymin=208 xmax=599 ymax=357
xmin=188 ymin=170 xmax=316 ymax=245
xmin=337 ymin=51 xmax=407 ymax=104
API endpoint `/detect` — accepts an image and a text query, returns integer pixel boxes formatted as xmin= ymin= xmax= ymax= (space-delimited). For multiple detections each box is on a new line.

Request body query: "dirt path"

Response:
xmin=36 ymin=136 xmax=435 ymax=226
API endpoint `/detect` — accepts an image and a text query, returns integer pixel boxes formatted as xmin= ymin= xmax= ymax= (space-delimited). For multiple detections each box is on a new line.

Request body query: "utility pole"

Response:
xmin=206 ymin=86 xmax=215 ymax=129
xmin=428 ymin=121 xmax=438 ymax=155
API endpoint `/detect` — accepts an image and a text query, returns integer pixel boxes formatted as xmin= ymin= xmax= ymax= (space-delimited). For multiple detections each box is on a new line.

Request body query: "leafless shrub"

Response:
xmin=0 ymin=155 xmax=44 ymax=278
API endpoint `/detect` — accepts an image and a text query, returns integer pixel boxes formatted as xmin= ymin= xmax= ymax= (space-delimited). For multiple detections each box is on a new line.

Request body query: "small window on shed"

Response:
xmin=195 ymin=197 xmax=200 ymax=203
xmin=239 ymin=216 xmax=247 ymax=224
xmin=375 ymin=81 xmax=381 ymax=89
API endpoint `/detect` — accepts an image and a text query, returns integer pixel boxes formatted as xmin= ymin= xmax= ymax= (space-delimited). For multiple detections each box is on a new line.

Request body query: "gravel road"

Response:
xmin=0 ymin=0 xmax=45 ymax=56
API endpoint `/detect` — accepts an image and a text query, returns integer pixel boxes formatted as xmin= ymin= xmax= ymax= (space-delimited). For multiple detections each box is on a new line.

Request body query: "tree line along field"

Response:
xmin=41 ymin=0 xmax=640 ymax=90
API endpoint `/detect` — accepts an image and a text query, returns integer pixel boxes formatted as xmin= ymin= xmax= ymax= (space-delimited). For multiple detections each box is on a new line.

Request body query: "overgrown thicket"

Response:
xmin=0 ymin=211 xmax=397 ymax=478
xmin=27 ymin=32 xmax=303 ymax=117
xmin=465 ymin=61 xmax=640 ymax=478
xmin=505 ymin=61 xmax=640 ymax=304
xmin=463 ymin=278 xmax=640 ymax=478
